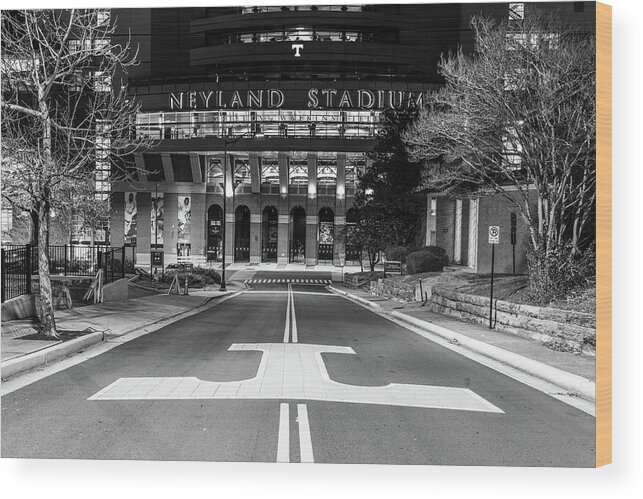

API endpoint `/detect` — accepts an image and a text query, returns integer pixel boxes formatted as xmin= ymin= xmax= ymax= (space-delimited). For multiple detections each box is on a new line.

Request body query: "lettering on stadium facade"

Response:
xmin=168 ymin=88 xmax=427 ymax=111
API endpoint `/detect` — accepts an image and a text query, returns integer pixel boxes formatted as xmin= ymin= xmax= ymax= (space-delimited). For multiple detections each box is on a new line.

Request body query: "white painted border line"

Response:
xmin=297 ymin=404 xmax=314 ymax=463
xmin=277 ymin=403 xmax=290 ymax=463
xmin=327 ymin=286 xmax=595 ymax=416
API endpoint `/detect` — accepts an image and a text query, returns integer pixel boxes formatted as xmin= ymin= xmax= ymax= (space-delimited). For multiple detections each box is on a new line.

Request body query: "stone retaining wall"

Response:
xmin=369 ymin=279 xmax=416 ymax=302
xmin=343 ymin=272 xmax=384 ymax=290
xmin=429 ymin=287 xmax=596 ymax=356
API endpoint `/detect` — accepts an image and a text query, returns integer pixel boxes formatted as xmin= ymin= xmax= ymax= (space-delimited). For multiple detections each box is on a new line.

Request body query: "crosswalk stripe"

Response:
xmin=245 ymin=278 xmax=332 ymax=285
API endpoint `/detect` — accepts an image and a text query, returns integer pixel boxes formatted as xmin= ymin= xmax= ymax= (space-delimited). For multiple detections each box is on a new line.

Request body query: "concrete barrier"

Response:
xmin=1 ymin=294 xmax=36 ymax=321
xmin=1 ymin=331 xmax=104 ymax=380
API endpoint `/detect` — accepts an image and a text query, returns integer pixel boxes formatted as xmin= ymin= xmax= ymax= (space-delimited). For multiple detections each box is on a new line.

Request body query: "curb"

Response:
xmin=1 ymin=290 xmax=242 ymax=381
xmin=329 ymin=286 xmax=595 ymax=404
xmin=1 ymin=331 xmax=104 ymax=380
xmin=390 ymin=312 xmax=596 ymax=403
xmin=328 ymin=286 xmax=383 ymax=309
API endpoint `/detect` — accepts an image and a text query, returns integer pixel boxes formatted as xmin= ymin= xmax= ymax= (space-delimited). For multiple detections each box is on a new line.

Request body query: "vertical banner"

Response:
xmin=177 ymin=195 xmax=192 ymax=243
xmin=124 ymin=192 xmax=137 ymax=245
xmin=151 ymin=193 xmax=164 ymax=248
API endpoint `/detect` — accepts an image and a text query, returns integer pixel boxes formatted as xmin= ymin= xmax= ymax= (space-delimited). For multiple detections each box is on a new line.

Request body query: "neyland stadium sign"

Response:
xmin=168 ymin=88 xmax=427 ymax=111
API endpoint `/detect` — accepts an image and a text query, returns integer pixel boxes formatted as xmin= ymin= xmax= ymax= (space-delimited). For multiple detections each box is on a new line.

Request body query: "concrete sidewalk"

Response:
xmin=1 ymin=283 xmax=244 ymax=378
xmin=329 ymin=284 xmax=596 ymax=404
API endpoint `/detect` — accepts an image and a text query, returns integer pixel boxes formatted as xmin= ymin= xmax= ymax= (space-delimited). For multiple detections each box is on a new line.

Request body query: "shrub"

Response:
xmin=157 ymin=266 xmax=221 ymax=286
xmin=526 ymin=243 xmax=595 ymax=303
xmin=385 ymin=245 xmax=409 ymax=263
xmin=406 ymin=250 xmax=444 ymax=274
xmin=415 ymin=246 xmax=449 ymax=266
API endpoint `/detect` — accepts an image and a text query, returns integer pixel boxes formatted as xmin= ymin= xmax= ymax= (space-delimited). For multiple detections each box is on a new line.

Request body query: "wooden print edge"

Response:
xmin=595 ymin=1 xmax=612 ymax=468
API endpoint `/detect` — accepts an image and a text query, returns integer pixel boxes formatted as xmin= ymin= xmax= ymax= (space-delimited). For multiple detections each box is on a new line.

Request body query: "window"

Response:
xmin=509 ymin=3 xmax=524 ymax=20
xmin=1 ymin=207 xmax=13 ymax=234
xmin=207 ymin=157 xmax=224 ymax=184
xmin=93 ymin=71 xmax=110 ymax=92
xmin=289 ymin=155 xmax=308 ymax=186
xmin=261 ymin=154 xmax=280 ymax=184
xmin=317 ymin=154 xmax=337 ymax=186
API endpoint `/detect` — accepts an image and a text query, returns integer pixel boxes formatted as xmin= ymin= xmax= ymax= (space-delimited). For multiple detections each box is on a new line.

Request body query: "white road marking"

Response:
xmin=297 ymin=404 xmax=314 ymax=463
xmin=284 ymin=284 xmax=291 ymax=343
xmin=277 ymin=403 xmax=290 ymax=463
xmin=88 ymin=343 xmax=503 ymax=413
xmin=244 ymin=279 xmax=331 ymax=285
xmin=290 ymin=284 xmax=298 ymax=343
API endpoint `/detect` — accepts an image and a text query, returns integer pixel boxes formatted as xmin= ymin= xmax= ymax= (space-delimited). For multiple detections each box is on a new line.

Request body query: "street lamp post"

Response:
xmin=220 ymin=128 xmax=263 ymax=291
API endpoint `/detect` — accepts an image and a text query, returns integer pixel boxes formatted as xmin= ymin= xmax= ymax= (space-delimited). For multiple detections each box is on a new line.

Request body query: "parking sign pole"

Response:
xmin=489 ymin=243 xmax=495 ymax=329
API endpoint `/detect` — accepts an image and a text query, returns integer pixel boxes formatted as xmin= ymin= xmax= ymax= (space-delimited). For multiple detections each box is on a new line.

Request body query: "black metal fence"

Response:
xmin=0 ymin=245 xmax=33 ymax=303
xmin=1 ymin=244 xmax=136 ymax=303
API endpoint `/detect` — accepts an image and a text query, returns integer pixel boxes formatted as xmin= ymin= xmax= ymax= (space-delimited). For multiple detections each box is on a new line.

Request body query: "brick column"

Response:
xmin=164 ymin=192 xmax=178 ymax=265
xmin=250 ymin=212 xmax=261 ymax=263
xmin=454 ymin=199 xmax=463 ymax=264
xmin=250 ymin=153 xmax=261 ymax=194
xmin=435 ymin=197 xmax=456 ymax=261
xmin=305 ymin=214 xmax=318 ymax=266
xmin=110 ymin=192 xmax=125 ymax=246
xmin=191 ymin=192 xmax=206 ymax=265
xmin=306 ymin=153 xmax=318 ymax=266
xmin=224 ymin=154 xmax=235 ymax=262
xmin=334 ymin=153 xmax=347 ymax=266
xmin=136 ymin=192 xmax=152 ymax=267
xmin=277 ymin=152 xmax=290 ymax=264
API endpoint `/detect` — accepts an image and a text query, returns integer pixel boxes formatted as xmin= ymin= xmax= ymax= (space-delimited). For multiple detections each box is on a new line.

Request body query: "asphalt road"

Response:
xmin=1 ymin=273 xmax=595 ymax=466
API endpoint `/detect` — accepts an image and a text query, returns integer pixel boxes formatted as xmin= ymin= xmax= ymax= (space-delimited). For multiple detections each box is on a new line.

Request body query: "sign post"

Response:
xmin=488 ymin=226 xmax=500 ymax=329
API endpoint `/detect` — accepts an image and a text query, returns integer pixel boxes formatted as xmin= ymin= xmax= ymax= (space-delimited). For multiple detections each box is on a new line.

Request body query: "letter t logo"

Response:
xmin=292 ymin=43 xmax=304 ymax=57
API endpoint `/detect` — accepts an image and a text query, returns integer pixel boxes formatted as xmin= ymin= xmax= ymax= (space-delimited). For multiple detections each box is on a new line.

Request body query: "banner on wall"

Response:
xmin=177 ymin=195 xmax=192 ymax=243
xmin=151 ymin=193 xmax=164 ymax=248
xmin=124 ymin=192 xmax=137 ymax=245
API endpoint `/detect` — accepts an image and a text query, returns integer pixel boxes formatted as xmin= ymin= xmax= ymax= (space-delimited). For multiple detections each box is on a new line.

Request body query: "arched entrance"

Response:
xmin=345 ymin=207 xmax=361 ymax=264
xmin=262 ymin=206 xmax=278 ymax=262
xmin=234 ymin=205 xmax=250 ymax=262
xmin=289 ymin=206 xmax=306 ymax=263
xmin=207 ymin=204 xmax=223 ymax=262
xmin=318 ymin=207 xmax=335 ymax=264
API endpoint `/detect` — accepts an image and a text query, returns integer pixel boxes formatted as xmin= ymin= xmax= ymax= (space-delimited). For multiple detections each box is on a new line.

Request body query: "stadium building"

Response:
xmin=108 ymin=3 xmax=594 ymax=272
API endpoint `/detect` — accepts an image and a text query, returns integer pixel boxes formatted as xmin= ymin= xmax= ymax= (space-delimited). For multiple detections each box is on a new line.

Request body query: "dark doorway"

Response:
xmin=290 ymin=206 xmax=306 ymax=263
xmin=262 ymin=206 xmax=278 ymax=262
xmin=207 ymin=204 xmax=223 ymax=262
xmin=318 ymin=207 xmax=334 ymax=264
xmin=234 ymin=205 xmax=250 ymax=262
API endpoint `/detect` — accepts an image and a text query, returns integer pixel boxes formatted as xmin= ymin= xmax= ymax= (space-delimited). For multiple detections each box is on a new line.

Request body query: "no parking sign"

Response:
xmin=488 ymin=226 xmax=500 ymax=244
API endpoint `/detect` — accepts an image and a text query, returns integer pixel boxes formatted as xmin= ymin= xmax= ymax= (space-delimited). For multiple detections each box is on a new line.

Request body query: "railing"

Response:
xmin=1 ymin=245 xmax=33 ymax=302
xmin=1 ymin=244 xmax=137 ymax=303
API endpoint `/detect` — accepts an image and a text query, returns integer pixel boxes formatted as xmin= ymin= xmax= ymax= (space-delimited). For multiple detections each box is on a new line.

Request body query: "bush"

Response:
xmin=406 ymin=250 xmax=444 ymax=274
xmin=415 ymin=246 xmax=449 ymax=266
xmin=385 ymin=245 xmax=409 ymax=263
xmin=526 ymin=243 xmax=595 ymax=303
xmin=157 ymin=266 xmax=221 ymax=286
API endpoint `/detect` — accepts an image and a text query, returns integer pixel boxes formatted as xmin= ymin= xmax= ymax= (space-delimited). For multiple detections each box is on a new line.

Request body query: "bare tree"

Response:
xmin=404 ymin=15 xmax=596 ymax=296
xmin=1 ymin=9 xmax=152 ymax=337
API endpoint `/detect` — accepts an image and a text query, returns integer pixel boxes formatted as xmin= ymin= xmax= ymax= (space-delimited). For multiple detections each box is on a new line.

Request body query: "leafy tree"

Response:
xmin=347 ymin=106 xmax=425 ymax=269
xmin=404 ymin=15 xmax=596 ymax=299
xmin=1 ymin=9 xmax=151 ymax=337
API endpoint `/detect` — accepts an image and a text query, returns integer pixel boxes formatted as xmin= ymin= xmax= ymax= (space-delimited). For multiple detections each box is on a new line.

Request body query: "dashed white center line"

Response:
xmin=297 ymin=404 xmax=314 ymax=463
xmin=277 ymin=403 xmax=290 ymax=463
xmin=290 ymin=284 xmax=298 ymax=343
xmin=283 ymin=284 xmax=291 ymax=343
